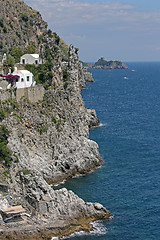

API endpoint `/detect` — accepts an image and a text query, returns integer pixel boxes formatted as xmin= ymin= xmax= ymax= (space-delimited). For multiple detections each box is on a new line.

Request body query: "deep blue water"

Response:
xmin=55 ymin=62 xmax=160 ymax=240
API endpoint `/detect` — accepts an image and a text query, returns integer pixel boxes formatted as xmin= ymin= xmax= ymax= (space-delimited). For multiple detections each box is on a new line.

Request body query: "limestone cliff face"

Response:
xmin=0 ymin=45 xmax=110 ymax=239
xmin=0 ymin=0 xmax=47 ymax=51
xmin=0 ymin=1 xmax=110 ymax=238
xmin=5 ymin=45 xmax=100 ymax=184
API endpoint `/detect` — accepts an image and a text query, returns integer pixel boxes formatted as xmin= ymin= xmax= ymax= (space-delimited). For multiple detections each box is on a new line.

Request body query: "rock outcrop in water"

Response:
xmin=92 ymin=57 xmax=128 ymax=69
xmin=0 ymin=1 xmax=110 ymax=239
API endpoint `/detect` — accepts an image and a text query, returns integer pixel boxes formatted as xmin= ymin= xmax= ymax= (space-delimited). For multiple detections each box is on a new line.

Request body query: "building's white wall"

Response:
xmin=20 ymin=54 xmax=35 ymax=64
xmin=20 ymin=54 xmax=42 ymax=65
xmin=12 ymin=70 xmax=33 ymax=89
xmin=16 ymin=73 xmax=33 ymax=89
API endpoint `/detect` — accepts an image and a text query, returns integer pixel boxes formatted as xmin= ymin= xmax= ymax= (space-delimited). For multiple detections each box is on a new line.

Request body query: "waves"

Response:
xmin=99 ymin=122 xmax=108 ymax=127
xmin=51 ymin=221 xmax=107 ymax=240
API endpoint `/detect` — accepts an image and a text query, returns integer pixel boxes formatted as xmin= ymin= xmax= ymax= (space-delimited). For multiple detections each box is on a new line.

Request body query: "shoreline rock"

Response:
xmin=0 ymin=212 xmax=111 ymax=240
xmin=91 ymin=57 xmax=128 ymax=69
xmin=0 ymin=185 xmax=111 ymax=239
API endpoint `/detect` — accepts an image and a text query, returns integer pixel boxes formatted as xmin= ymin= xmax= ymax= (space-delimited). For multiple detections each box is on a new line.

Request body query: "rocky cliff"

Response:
xmin=92 ymin=57 xmax=128 ymax=69
xmin=0 ymin=0 xmax=47 ymax=51
xmin=0 ymin=1 xmax=110 ymax=239
xmin=0 ymin=44 xmax=110 ymax=240
xmin=0 ymin=0 xmax=69 ymax=64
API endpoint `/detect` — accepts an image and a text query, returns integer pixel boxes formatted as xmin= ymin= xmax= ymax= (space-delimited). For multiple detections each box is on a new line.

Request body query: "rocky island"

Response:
xmin=0 ymin=0 xmax=110 ymax=239
xmin=91 ymin=57 xmax=128 ymax=69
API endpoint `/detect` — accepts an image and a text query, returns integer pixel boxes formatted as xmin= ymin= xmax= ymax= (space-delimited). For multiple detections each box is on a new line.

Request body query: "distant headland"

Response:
xmin=86 ymin=57 xmax=128 ymax=69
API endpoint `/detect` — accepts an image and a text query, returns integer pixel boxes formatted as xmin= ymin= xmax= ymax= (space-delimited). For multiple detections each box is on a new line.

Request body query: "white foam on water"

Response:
xmin=91 ymin=221 xmax=108 ymax=235
xmin=53 ymin=179 xmax=66 ymax=187
xmin=52 ymin=221 xmax=107 ymax=239
xmin=72 ymin=173 xmax=85 ymax=179
xmin=109 ymin=215 xmax=114 ymax=220
xmin=99 ymin=123 xmax=108 ymax=127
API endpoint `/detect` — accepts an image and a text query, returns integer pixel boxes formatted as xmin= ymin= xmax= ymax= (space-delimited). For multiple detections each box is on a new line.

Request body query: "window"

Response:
xmin=27 ymin=76 xmax=30 ymax=81
xmin=35 ymin=60 xmax=38 ymax=64
xmin=21 ymin=78 xmax=24 ymax=82
xmin=22 ymin=59 xmax=25 ymax=64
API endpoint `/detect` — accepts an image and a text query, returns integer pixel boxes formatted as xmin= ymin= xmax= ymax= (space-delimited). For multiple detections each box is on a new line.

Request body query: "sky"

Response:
xmin=24 ymin=0 xmax=160 ymax=62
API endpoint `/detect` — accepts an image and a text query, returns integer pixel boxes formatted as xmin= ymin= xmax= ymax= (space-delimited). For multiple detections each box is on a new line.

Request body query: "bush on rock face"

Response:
xmin=0 ymin=125 xmax=12 ymax=167
xmin=0 ymin=109 xmax=6 ymax=121
xmin=0 ymin=125 xmax=9 ymax=144
xmin=3 ymin=54 xmax=15 ymax=72
xmin=10 ymin=47 xmax=24 ymax=63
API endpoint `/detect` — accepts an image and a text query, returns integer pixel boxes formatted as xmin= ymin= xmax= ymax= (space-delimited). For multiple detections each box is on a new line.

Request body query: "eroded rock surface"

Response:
xmin=0 ymin=45 xmax=110 ymax=239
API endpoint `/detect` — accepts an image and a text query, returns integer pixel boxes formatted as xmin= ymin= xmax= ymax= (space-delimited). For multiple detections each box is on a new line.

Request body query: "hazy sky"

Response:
xmin=24 ymin=0 xmax=160 ymax=62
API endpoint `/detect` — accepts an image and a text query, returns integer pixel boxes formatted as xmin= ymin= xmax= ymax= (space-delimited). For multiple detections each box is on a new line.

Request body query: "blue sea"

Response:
xmin=54 ymin=62 xmax=160 ymax=240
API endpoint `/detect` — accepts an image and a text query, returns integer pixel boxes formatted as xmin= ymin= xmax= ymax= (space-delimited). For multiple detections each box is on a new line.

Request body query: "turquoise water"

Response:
xmin=55 ymin=62 xmax=160 ymax=239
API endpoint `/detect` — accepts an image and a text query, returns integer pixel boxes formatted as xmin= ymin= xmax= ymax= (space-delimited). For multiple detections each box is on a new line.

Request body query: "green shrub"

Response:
xmin=17 ymin=115 xmax=23 ymax=123
xmin=25 ymin=61 xmax=53 ymax=86
xmin=40 ymin=110 xmax=45 ymax=114
xmin=3 ymin=170 xmax=9 ymax=178
xmin=63 ymin=69 xmax=69 ymax=82
xmin=52 ymin=116 xmax=57 ymax=124
xmin=64 ymin=81 xmax=68 ymax=90
xmin=40 ymin=125 xmax=48 ymax=134
xmin=0 ymin=142 xmax=11 ymax=167
xmin=13 ymin=154 xmax=19 ymax=163
xmin=3 ymin=54 xmax=15 ymax=72
xmin=16 ymin=32 xmax=21 ymax=39
xmin=10 ymin=47 xmax=24 ymax=63
xmin=0 ymin=125 xmax=9 ymax=144
xmin=0 ymin=41 xmax=3 ymax=49
xmin=29 ymin=20 xmax=33 ymax=26
xmin=3 ymin=26 xmax=7 ymax=33
xmin=55 ymin=35 xmax=60 ymax=45
xmin=0 ymin=109 xmax=6 ymax=121
xmin=0 ymin=125 xmax=12 ymax=167
xmin=0 ymin=19 xmax=4 ymax=28
xmin=75 ymin=48 xmax=79 ymax=54
xmin=21 ymin=14 xmax=28 ymax=22
xmin=24 ymin=44 xmax=35 ymax=54
xmin=47 ymin=29 xmax=53 ymax=38
xmin=56 ymin=119 xmax=63 ymax=132
xmin=22 ymin=169 xmax=31 ymax=175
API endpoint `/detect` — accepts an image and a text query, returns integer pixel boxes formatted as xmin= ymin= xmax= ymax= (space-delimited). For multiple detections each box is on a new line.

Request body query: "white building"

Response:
xmin=20 ymin=54 xmax=42 ymax=65
xmin=7 ymin=69 xmax=35 ymax=89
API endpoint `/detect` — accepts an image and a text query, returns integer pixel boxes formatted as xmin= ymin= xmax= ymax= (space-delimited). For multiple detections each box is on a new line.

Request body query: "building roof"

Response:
xmin=1 ymin=205 xmax=26 ymax=215
xmin=30 ymin=54 xmax=39 ymax=58
xmin=21 ymin=54 xmax=39 ymax=58
xmin=13 ymin=70 xmax=33 ymax=75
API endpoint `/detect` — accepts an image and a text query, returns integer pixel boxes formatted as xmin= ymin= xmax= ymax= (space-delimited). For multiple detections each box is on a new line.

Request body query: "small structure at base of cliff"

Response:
xmin=1 ymin=205 xmax=26 ymax=223
xmin=91 ymin=57 xmax=128 ymax=69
